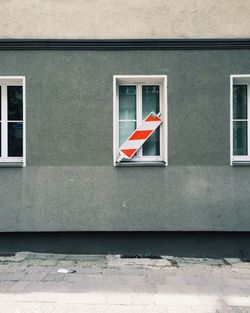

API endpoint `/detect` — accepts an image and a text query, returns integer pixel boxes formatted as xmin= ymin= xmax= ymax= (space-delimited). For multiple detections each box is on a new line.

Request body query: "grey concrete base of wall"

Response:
xmin=0 ymin=232 xmax=249 ymax=259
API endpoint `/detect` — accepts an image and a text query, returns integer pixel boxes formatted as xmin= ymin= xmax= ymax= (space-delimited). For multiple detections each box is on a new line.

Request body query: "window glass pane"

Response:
xmin=8 ymin=86 xmax=23 ymax=121
xmin=142 ymin=85 xmax=160 ymax=156
xmin=233 ymin=85 xmax=247 ymax=119
xmin=142 ymin=85 xmax=159 ymax=119
xmin=233 ymin=121 xmax=247 ymax=155
xmin=0 ymin=122 xmax=1 ymax=157
xmin=119 ymin=121 xmax=136 ymax=147
xmin=119 ymin=86 xmax=136 ymax=120
xmin=143 ymin=128 xmax=160 ymax=156
xmin=8 ymin=122 xmax=23 ymax=157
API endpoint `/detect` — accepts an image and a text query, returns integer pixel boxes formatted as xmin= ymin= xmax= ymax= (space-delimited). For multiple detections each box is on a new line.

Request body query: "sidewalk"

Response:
xmin=0 ymin=252 xmax=249 ymax=312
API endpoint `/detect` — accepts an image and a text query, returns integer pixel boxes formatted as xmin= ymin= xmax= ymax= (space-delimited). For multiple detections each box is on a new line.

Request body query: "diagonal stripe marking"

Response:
xmin=129 ymin=130 xmax=153 ymax=140
xmin=120 ymin=148 xmax=137 ymax=158
xmin=145 ymin=114 xmax=161 ymax=122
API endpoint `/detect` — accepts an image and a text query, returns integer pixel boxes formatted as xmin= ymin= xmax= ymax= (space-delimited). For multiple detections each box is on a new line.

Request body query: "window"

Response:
xmin=113 ymin=75 xmax=167 ymax=166
xmin=230 ymin=75 xmax=250 ymax=165
xmin=0 ymin=77 xmax=25 ymax=166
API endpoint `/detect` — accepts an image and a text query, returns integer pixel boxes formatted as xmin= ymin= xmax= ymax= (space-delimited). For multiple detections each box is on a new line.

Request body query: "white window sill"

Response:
xmin=232 ymin=160 xmax=250 ymax=167
xmin=115 ymin=161 xmax=167 ymax=167
xmin=0 ymin=160 xmax=24 ymax=167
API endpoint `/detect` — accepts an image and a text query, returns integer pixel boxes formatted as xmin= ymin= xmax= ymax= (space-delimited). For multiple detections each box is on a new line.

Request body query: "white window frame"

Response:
xmin=113 ymin=75 xmax=167 ymax=166
xmin=0 ymin=76 xmax=26 ymax=167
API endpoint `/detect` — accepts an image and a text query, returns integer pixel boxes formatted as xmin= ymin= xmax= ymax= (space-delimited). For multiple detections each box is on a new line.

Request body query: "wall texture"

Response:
xmin=0 ymin=49 xmax=249 ymax=231
xmin=0 ymin=0 xmax=250 ymax=39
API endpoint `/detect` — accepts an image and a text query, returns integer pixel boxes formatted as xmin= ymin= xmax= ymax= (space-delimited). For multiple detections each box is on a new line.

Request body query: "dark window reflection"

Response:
xmin=119 ymin=86 xmax=136 ymax=120
xmin=142 ymin=85 xmax=160 ymax=156
xmin=8 ymin=122 xmax=23 ymax=157
xmin=8 ymin=86 xmax=23 ymax=120
xmin=143 ymin=128 xmax=160 ymax=156
xmin=233 ymin=121 xmax=247 ymax=155
xmin=233 ymin=85 xmax=247 ymax=119
xmin=142 ymin=85 xmax=159 ymax=119
xmin=0 ymin=122 xmax=1 ymax=157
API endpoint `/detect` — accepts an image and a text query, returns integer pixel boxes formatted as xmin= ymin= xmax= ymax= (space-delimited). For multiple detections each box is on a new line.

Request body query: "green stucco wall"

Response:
xmin=0 ymin=50 xmax=250 ymax=231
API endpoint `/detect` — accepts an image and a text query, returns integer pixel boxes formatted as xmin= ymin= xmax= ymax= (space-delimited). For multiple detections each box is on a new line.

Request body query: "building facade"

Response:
xmin=0 ymin=0 xmax=250 ymax=256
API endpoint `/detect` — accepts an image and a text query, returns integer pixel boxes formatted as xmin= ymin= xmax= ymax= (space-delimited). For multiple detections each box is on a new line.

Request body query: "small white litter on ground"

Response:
xmin=57 ymin=268 xmax=76 ymax=274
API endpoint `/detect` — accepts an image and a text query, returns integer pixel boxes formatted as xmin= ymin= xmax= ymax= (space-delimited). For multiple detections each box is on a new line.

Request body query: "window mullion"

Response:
xmin=137 ymin=84 xmax=142 ymax=157
xmin=2 ymin=85 xmax=7 ymax=158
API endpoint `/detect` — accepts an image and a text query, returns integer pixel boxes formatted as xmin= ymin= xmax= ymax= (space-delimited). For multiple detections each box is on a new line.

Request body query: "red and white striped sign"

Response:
xmin=119 ymin=112 xmax=162 ymax=160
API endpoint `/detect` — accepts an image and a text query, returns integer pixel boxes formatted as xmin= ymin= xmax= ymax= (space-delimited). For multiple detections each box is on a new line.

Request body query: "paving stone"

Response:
xmin=23 ymin=281 xmax=74 ymax=293
xmin=0 ymin=282 xmax=14 ymax=292
xmin=69 ymin=281 xmax=91 ymax=292
xmin=8 ymin=281 xmax=30 ymax=292
xmin=0 ymin=265 xmax=25 ymax=273
xmin=107 ymin=255 xmax=159 ymax=268
xmin=0 ymin=252 xmax=29 ymax=263
xmin=206 ymin=277 xmax=228 ymax=287
xmin=0 ymin=265 xmax=11 ymax=271
xmin=63 ymin=273 xmax=97 ymax=282
xmin=42 ymin=273 xmax=66 ymax=282
xmin=231 ymin=269 xmax=250 ymax=279
xmin=110 ymin=281 xmax=137 ymax=293
xmin=163 ymin=276 xmax=189 ymax=286
xmin=224 ymin=258 xmax=242 ymax=265
xmin=156 ymin=284 xmax=181 ymax=293
xmin=134 ymin=284 xmax=156 ymax=293
xmin=224 ymin=278 xmax=249 ymax=288
xmin=118 ymin=268 xmax=149 ymax=276
xmin=119 ymin=275 xmax=145 ymax=286
xmin=38 ymin=259 xmax=59 ymax=266
xmin=106 ymin=256 xmax=135 ymax=268
xmin=23 ymin=272 xmax=47 ymax=281
xmin=24 ymin=265 xmax=47 ymax=273
xmin=203 ymin=258 xmax=225 ymax=266
xmin=231 ymin=262 xmax=250 ymax=269
xmin=14 ymin=252 xmax=31 ymax=261
xmin=145 ymin=272 xmax=166 ymax=285
xmin=28 ymin=253 xmax=107 ymax=264
xmin=154 ymin=293 xmax=202 ymax=306
xmin=154 ymin=259 xmax=172 ymax=267
xmin=130 ymin=258 xmax=156 ymax=267
xmin=21 ymin=259 xmax=43 ymax=266
xmin=0 ymin=271 xmax=26 ymax=281
xmin=161 ymin=255 xmax=174 ymax=260
xmin=56 ymin=260 xmax=76 ymax=267
xmin=199 ymin=285 xmax=223 ymax=295
xmin=78 ymin=266 xmax=103 ymax=274
xmin=20 ymin=252 xmax=97 ymax=262
xmin=0 ymin=253 xmax=250 ymax=312
xmin=178 ymin=257 xmax=205 ymax=265
xmin=238 ymin=308 xmax=250 ymax=313
xmin=185 ymin=276 xmax=211 ymax=286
